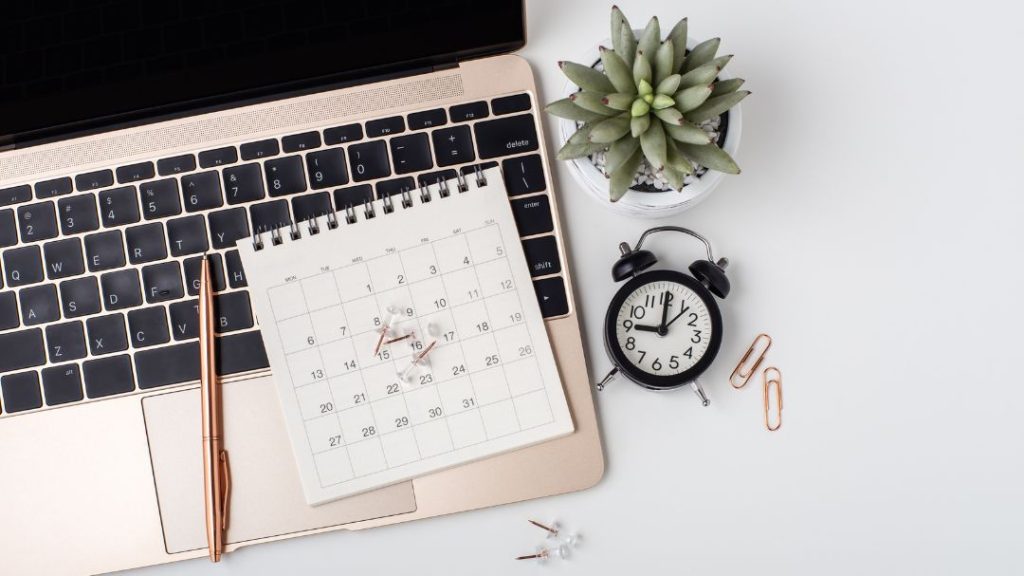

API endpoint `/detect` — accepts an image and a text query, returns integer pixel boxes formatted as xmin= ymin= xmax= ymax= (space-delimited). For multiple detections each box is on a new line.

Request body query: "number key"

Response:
xmin=265 ymin=156 xmax=307 ymax=197
xmin=139 ymin=179 xmax=182 ymax=219
xmin=348 ymin=141 xmax=390 ymax=182
xmin=99 ymin=186 xmax=140 ymax=227
xmin=57 ymin=195 xmax=99 ymax=235
xmin=306 ymin=149 xmax=348 ymax=189
xmin=182 ymin=171 xmax=223 ymax=212
xmin=223 ymin=164 xmax=265 ymax=204
xmin=17 ymin=202 xmax=58 ymax=242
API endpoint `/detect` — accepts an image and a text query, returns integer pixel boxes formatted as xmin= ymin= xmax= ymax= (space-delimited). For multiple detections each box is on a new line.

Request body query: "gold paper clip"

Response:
xmin=763 ymin=367 xmax=782 ymax=431
xmin=729 ymin=333 xmax=772 ymax=388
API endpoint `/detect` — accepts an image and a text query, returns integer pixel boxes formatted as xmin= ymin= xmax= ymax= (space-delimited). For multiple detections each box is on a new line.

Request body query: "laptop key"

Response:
xmin=251 ymin=200 xmax=291 ymax=233
xmin=199 ymin=147 xmax=238 ymax=168
xmin=522 ymin=236 xmax=562 ymax=277
xmin=60 ymin=277 xmax=102 ymax=318
xmin=214 ymin=292 xmax=254 ymax=333
xmin=41 ymin=364 xmax=84 ymax=406
xmin=0 ymin=210 xmax=16 ymax=247
xmin=3 ymin=245 xmax=44 ymax=287
xmin=390 ymin=133 xmax=433 ymax=174
xmin=167 ymin=215 xmax=209 ymax=256
xmin=333 ymin=184 xmax=374 ymax=209
xmin=450 ymin=101 xmax=489 ymax=122
xmin=34 ymin=177 xmax=73 ymax=199
xmin=283 ymin=131 xmax=322 ymax=153
xmin=182 ymin=171 xmax=224 ymax=212
xmin=100 ymin=269 xmax=143 ymax=311
xmin=0 ymin=328 xmax=46 ymax=373
xmin=292 ymin=192 xmax=333 ymax=222
xmin=116 ymin=162 xmax=155 ymax=184
xmin=474 ymin=113 xmax=539 ymax=159
xmin=491 ymin=93 xmax=532 ymax=115
xmin=408 ymin=108 xmax=447 ymax=130
xmin=376 ymin=177 xmax=416 ymax=199
xmin=75 ymin=169 xmax=114 ymax=192
xmin=501 ymin=154 xmax=547 ymax=196
xmin=534 ymin=277 xmax=570 ymax=318
xmin=324 ymin=124 xmax=363 ymax=145
xmin=141 ymin=262 xmax=184 ymax=304
xmin=45 ymin=321 xmax=87 ymax=363
xmin=307 ymin=149 xmax=348 ymax=189
xmin=19 ymin=285 xmax=60 ymax=325
xmin=99 ymin=186 xmax=141 ymax=227
xmin=0 ymin=291 xmax=18 ymax=330
xmin=128 ymin=306 xmax=170 ymax=348
xmin=1 ymin=371 xmax=43 ymax=413
xmin=136 ymin=341 xmax=200 ymax=389
xmin=156 ymin=154 xmax=196 ymax=176
xmin=140 ymin=179 xmax=182 ymax=219
xmin=169 ymin=299 xmax=199 ymax=340
xmin=511 ymin=195 xmax=554 ymax=237
xmin=18 ymin=202 xmax=58 ymax=242
xmin=0 ymin=184 xmax=32 ymax=207
xmin=125 ymin=223 xmax=167 ymax=264
xmin=417 ymin=170 xmax=458 ymax=190
xmin=216 ymin=330 xmax=269 ymax=376
xmin=225 ymin=251 xmax=248 ymax=288
xmin=58 ymin=194 xmax=100 ymax=235
xmin=348 ymin=141 xmax=391 ymax=182
xmin=265 ymin=156 xmax=307 ymax=197
xmin=83 ymin=354 xmax=135 ymax=398
xmin=432 ymin=126 xmax=475 ymax=167
xmin=183 ymin=254 xmax=225 ymax=296
xmin=223 ymin=164 xmax=265 ymax=204
xmin=84 ymin=230 xmax=126 ymax=271
xmin=87 ymin=314 xmax=129 ymax=355
xmin=209 ymin=208 xmax=250 ymax=250
xmin=240 ymin=139 xmax=280 ymax=160
xmin=366 ymin=116 xmax=405 ymax=137
xmin=43 ymin=237 xmax=85 ymax=279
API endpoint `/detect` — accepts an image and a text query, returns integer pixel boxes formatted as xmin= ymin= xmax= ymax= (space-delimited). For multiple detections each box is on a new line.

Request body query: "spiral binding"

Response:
xmin=251 ymin=165 xmax=491 ymax=251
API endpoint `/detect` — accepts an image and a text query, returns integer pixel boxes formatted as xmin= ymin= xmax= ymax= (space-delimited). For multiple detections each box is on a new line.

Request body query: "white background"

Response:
xmin=136 ymin=0 xmax=1024 ymax=574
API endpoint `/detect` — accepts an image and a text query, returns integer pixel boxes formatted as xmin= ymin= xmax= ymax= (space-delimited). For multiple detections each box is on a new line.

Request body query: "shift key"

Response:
xmin=473 ymin=114 xmax=539 ymax=159
xmin=0 ymin=328 xmax=46 ymax=373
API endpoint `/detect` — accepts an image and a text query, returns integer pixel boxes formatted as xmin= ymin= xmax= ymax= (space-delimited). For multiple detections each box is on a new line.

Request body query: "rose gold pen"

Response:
xmin=199 ymin=255 xmax=231 ymax=562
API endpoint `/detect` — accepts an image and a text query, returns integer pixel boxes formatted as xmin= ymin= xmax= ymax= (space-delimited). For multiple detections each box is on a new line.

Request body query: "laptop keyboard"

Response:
xmin=0 ymin=93 xmax=571 ymax=416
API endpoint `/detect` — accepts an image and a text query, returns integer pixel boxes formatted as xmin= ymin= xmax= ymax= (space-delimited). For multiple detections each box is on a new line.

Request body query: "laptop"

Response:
xmin=0 ymin=2 xmax=604 ymax=574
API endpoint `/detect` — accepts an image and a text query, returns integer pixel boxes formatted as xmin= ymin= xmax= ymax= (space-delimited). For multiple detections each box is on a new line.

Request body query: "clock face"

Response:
xmin=612 ymin=276 xmax=716 ymax=380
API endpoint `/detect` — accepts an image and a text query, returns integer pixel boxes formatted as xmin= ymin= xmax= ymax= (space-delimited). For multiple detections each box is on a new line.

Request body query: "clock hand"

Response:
xmin=632 ymin=324 xmax=661 ymax=333
xmin=665 ymin=304 xmax=690 ymax=328
xmin=658 ymin=291 xmax=672 ymax=332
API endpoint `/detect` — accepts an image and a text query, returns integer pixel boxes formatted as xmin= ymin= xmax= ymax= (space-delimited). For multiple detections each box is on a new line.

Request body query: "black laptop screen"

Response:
xmin=0 ymin=0 xmax=526 ymax=146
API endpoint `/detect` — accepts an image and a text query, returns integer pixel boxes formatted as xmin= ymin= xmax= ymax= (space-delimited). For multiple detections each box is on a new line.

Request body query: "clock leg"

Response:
xmin=594 ymin=368 xmax=618 ymax=391
xmin=689 ymin=379 xmax=711 ymax=407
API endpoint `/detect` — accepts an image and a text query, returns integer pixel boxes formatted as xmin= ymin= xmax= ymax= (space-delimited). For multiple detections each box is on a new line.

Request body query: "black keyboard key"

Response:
xmin=534 ymin=277 xmax=570 ymax=318
xmin=209 ymin=208 xmax=250 ymax=249
xmin=240 ymin=139 xmax=279 ymax=160
xmin=82 ymin=354 xmax=134 ymax=398
xmin=125 ymin=223 xmax=167 ymax=264
xmin=45 ymin=321 xmax=87 ymax=362
xmin=460 ymin=162 xmax=498 ymax=179
xmin=136 ymin=341 xmax=200 ymax=389
xmin=474 ymin=114 xmax=539 ymax=159
xmin=225 ymin=250 xmax=248 ymax=288
xmin=0 ymin=210 xmax=16 ymax=247
xmin=432 ymin=126 xmax=475 ymax=167
xmin=182 ymin=171 xmax=223 ymax=212
xmin=99 ymin=186 xmax=141 ymax=227
xmin=34 ymin=177 xmax=73 ymax=199
xmin=390 ymin=134 xmax=433 ymax=174
xmin=100 ymin=269 xmax=142 ymax=310
xmin=366 ymin=116 xmax=405 ymax=137
xmin=87 ymin=314 xmax=129 ymax=355
xmin=199 ymin=147 xmax=238 ymax=168
xmin=417 ymin=170 xmax=458 ymax=190
xmin=84 ymin=230 xmax=125 ymax=271
xmin=19 ymin=284 xmax=60 ymax=325
xmin=58 ymin=194 xmax=100 ymax=235
xmin=376 ymin=177 xmax=416 ymax=199
xmin=140 ymin=179 xmax=181 ymax=219
xmin=128 ymin=306 xmax=170 ymax=348
xmin=167 ymin=215 xmax=209 ymax=256
xmin=0 ymin=184 xmax=32 ymax=207
xmin=156 ymin=154 xmax=196 ymax=176
xmin=223 ymin=164 xmax=265 ymax=205
xmin=492 ymin=93 xmax=532 ymax=115
xmin=60 ymin=276 xmax=102 ymax=318
xmin=502 ymin=154 xmax=547 ymax=196
xmin=522 ymin=235 xmax=562 ymax=277
xmin=75 ymin=169 xmax=114 ymax=192
xmin=0 ymin=291 xmax=18 ymax=329
xmin=43 ymin=237 xmax=85 ymax=279
xmin=0 ymin=328 xmax=46 ymax=373
xmin=324 ymin=124 xmax=363 ymax=145
xmin=450 ymin=101 xmax=489 ymax=122
xmin=348 ymin=141 xmax=391 ymax=182
xmin=265 ymin=156 xmax=307 ymax=197
xmin=292 ymin=192 xmax=333 ymax=222
xmin=41 ymin=364 xmax=84 ymax=406
xmin=3 ymin=245 xmax=44 ymax=287
xmin=169 ymin=299 xmax=199 ymax=340
xmin=1 ymin=371 xmax=42 ymax=413
xmin=306 ymin=149 xmax=348 ymax=189
xmin=215 ymin=292 xmax=254 ymax=333
xmin=183 ymin=254 xmax=225 ymax=296
xmin=116 ymin=162 xmax=155 ymax=183
xmin=511 ymin=195 xmax=554 ymax=236
xmin=333 ymin=184 xmax=374 ymax=209
xmin=408 ymin=108 xmax=447 ymax=130
xmin=216 ymin=330 xmax=269 ymax=376
xmin=141 ymin=261 xmax=184 ymax=304
xmin=250 ymin=200 xmax=291 ymax=232
xmin=18 ymin=201 xmax=58 ymax=242
xmin=283 ymin=131 xmax=322 ymax=152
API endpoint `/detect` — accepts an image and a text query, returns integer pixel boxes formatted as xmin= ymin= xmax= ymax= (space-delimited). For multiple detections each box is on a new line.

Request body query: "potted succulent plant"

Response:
xmin=547 ymin=7 xmax=749 ymax=216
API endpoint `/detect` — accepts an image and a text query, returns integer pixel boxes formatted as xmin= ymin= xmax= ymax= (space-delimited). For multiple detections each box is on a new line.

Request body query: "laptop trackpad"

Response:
xmin=142 ymin=377 xmax=417 ymax=554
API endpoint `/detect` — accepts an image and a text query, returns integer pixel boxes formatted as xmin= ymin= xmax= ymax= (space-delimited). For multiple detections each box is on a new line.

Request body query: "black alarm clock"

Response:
xmin=595 ymin=226 xmax=730 ymax=406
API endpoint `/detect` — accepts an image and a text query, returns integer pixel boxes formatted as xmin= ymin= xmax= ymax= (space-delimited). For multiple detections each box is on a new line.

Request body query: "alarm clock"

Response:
xmin=595 ymin=226 xmax=730 ymax=406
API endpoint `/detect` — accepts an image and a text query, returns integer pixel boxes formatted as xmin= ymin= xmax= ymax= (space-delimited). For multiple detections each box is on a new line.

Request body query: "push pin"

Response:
xmin=373 ymin=306 xmax=402 ymax=355
xmin=528 ymin=520 xmax=581 ymax=548
xmin=515 ymin=544 xmax=571 ymax=564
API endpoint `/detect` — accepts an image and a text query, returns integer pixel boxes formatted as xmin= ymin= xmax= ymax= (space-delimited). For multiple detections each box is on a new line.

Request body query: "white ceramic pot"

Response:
xmin=557 ymin=36 xmax=743 ymax=218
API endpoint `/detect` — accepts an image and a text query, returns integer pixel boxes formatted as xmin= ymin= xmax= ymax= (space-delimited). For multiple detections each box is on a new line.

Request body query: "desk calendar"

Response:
xmin=238 ymin=169 xmax=574 ymax=505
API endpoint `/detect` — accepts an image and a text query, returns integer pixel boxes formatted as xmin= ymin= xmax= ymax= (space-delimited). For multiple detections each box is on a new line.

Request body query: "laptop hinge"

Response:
xmin=432 ymin=61 xmax=460 ymax=73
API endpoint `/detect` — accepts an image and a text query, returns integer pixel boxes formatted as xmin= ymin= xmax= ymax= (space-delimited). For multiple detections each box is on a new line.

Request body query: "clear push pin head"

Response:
xmin=515 ymin=544 xmax=570 ymax=564
xmin=529 ymin=520 xmax=581 ymax=548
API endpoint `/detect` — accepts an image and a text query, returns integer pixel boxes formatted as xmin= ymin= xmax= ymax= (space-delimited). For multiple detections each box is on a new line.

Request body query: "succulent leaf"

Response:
xmin=676 ymin=142 xmax=740 ymax=174
xmin=665 ymin=137 xmax=695 ymax=175
xmin=557 ymin=140 xmax=607 ymax=161
xmin=684 ymin=90 xmax=750 ymax=123
xmin=667 ymin=18 xmax=688 ymax=73
xmin=637 ymin=17 xmax=661 ymax=62
xmin=630 ymin=98 xmax=650 ymax=117
xmin=678 ymin=63 xmax=720 ymax=89
xmin=545 ymin=98 xmax=607 ymax=122
xmin=655 ymin=73 xmax=681 ymax=96
xmin=674 ymin=85 xmax=713 ymax=113
xmin=611 ymin=7 xmax=637 ymax=66
xmin=603 ymin=93 xmax=636 ymax=110
xmin=651 ymin=94 xmax=675 ymax=110
xmin=712 ymin=55 xmax=733 ymax=71
xmin=610 ymin=6 xmax=630 ymax=55
xmin=653 ymin=105 xmax=684 ymax=125
xmin=630 ymin=114 xmax=651 ymax=137
xmin=683 ymin=37 xmax=721 ymax=73
xmin=600 ymin=47 xmax=636 ymax=94
xmin=639 ymin=120 xmax=668 ymax=171
xmin=661 ymin=165 xmax=686 ymax=190
xmin=654 ymin=40 xmax=674 ymax=85
xmin=711 ymin=78 xmax=745 ymax=96
xmin=664 ymin=120 xmax=713 ymax=145
xmin=609 ymin=147 xmax=644 ymax=201
xmin=618 ymin=25 xmax=638 ymax=67
xmin=605 ymin=136 xmax=641 ymax=173
xmin=571 ymin=91 xmax=618 ymax=116
xmin=632 ymin=53 xmax=652 ymax=87
xmin=568 ymin=123 xmax=594 ymax=145
xmin=559 ymin=61 xmax=617 ymax=93
xmin=589 ymin=113 xmax=632 ymax=143
xmin=637 ymin=78 xmax=654 ymax=98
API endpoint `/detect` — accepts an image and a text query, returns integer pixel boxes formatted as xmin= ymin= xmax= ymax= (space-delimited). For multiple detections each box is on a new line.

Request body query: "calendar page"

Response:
xmin=238 ymin=169 xmax=574 ymax=505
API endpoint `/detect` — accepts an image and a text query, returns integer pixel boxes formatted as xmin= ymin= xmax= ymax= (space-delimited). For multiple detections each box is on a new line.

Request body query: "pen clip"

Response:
xmin=220 ymin=450 xmax=232 ymax=532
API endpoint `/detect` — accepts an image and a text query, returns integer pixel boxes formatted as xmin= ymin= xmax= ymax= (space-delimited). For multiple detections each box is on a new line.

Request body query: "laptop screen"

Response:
xmin=0 ymin=0 xmax=526 ymax=146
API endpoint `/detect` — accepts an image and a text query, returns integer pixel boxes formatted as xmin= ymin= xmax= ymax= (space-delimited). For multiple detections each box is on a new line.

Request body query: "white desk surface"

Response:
xmin=134 ymin=0 xmax=1024 ymax=574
